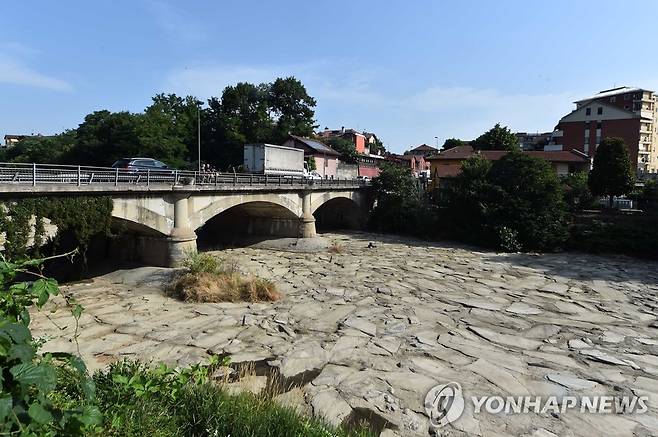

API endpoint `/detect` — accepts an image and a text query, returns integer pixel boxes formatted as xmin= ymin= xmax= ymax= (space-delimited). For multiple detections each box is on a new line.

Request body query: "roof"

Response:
xmin=410 ymin=144 xmax=439 ymax=152
xmin=288 ymin=135 xmax=341 ymax=156
xmin=574 ymin=86 xmax=651 ymax=104
xmin=427 ymin=145 xmax=589 ymax=163
xmin=558 ymin=100 xmax=640 ymax=122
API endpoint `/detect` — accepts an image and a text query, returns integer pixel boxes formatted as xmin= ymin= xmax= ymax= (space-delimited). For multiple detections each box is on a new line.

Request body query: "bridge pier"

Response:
xmin=168 ymin=196 xmax=197 ymax=267
xmin=299 ymin=191 xmax=316 ymax=238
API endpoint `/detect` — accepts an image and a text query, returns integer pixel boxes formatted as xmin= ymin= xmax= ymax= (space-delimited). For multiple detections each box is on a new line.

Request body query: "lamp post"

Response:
xmin=197 ymin=105 xmax=201 ymax=172
xmin=434 ymin=136 xmax=439 ymax=149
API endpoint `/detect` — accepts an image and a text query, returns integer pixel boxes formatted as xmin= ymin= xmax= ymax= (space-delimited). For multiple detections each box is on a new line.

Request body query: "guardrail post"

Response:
xmin=77 ymin=166 xmax=81 ymax=186
xmin=147 ymin=169 xmax=150 ymax=187
xmin=115 ymin=168 xmax=119 ymax=186
xmin=32 ymin=163 xmax=36 ymax=187
xmin=214 ymin=172 xmax=218 ymax=187
xmin=250 ymin=174 xmax=253 ymax=185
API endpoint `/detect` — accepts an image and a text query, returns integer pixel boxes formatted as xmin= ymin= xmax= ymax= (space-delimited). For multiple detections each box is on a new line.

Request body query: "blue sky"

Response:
xmin=2 ymin=1 xmax=658 ymax=153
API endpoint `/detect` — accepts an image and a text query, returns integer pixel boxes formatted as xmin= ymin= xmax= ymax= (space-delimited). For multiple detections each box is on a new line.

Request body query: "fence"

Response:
xmin=0 ymin=163 xmax=370 ymax=189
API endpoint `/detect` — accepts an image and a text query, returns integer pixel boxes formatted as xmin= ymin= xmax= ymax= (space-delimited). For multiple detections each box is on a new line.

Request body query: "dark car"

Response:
xmin=111 ymin=158 xmax=170 ymax=172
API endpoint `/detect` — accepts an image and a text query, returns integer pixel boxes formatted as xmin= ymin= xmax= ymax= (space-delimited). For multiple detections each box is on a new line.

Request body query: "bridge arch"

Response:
xmin=111 ymin=198 xmax=170 ymax=236
xmin=311 ymin=191 xmax=366 ymax=231
xmin=190 ymin=192 xmax=302 ymax=231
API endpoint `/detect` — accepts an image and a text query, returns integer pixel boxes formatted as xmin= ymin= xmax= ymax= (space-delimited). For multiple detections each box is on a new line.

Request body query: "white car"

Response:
xmin=356 ymin=175 xmax=371 ymax=182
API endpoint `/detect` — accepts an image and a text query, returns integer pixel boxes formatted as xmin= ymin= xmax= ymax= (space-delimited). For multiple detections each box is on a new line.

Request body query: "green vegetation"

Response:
xmin=1 ymin=254 xmax=370 ymax=436
xmin=0 ymin=197 xmax=113 ymax=261
xmin=171 ymin=252 xmax=280 ymax=303
xmin=443 ymin=152 xmax=569 ymax=251
xmin=562 ymin=171 xmax=597 ymax=212
xmin=588 ymin=137 xmax=634 ymax=208
xmin=0 ymin=255 xmax=100 ymax=436
xmin=471 ymin=123 xmax=519 ymax=151
xmin=441 ymin=138 xmax=464 ymax=150
xmin=327 ymin=136 xmax=359 ymax=163
xmin=0 ymin=77 xmax=317 ymax=171
xmin=369 ymin=163 xmax=438 ymax=237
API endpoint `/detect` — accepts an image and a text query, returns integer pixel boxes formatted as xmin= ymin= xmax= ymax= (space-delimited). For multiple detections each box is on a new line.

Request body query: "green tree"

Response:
xmin=471 ymin=123 xmax=519 ymax=151
xmin=441 ymin=138 xmax=464 ymax=150
xmin=69 ymin=110 xmax=144 ymax=166
xmin=140 ymin=93 xmax=201 ymax=169
xmin=487 ymin=153 xmax=568 ymax=250
xmin=562 ymin=171 xmax=596 ymax=212
xmin=0 ymin=132 xmax=75 ymax=164
xmin=588 ymin=137 xmax=634 ymax=208
xmin=327 ymin=137 xmax=358 ymax=163
xmin=443 ymin=152 xmax=568 ymax=251
xmin=369 ymin=163 xmax=437 ymax=235
xmin=268 ymin=77 xmax=317 ymax=143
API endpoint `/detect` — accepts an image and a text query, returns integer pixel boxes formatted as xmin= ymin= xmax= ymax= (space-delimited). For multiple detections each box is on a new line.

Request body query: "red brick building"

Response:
xmin=550 ymin=87 xmax=658 ymax=173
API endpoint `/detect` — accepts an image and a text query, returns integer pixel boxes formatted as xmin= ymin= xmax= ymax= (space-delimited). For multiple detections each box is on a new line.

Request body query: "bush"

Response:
xmin=0 ymin=255 xmax=101 ymax=436
xmin=443 ymin=153 xmax=569 ymax=251
xmin=181 ymin=251 xmax=221 ymax=274
xmin=172 ymin=251 xmax=279 ymax=303
xmin=369 ymin=163 xmax=439 ymax=238
xmin=562 ymin=171 xmax=596 ymax=212
xmin=172 ymin=272 xmax=280 ymax=303
xmin=84 ymin=359 xmax=372 ymax=437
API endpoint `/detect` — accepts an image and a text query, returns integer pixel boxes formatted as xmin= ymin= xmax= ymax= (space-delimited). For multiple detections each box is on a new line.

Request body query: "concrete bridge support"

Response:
xmin=167 ymin=196 xmax=197 ymax=267
xmin=299 ymin=191 xmax=316 ymax=238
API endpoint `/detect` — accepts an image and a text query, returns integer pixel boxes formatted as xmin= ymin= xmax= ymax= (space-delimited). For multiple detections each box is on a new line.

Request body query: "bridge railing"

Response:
xmin=0 ymin=163 xmax=370 ymax=188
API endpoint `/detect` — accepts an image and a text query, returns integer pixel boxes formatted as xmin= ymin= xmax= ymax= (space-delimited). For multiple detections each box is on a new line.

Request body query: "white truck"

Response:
xmin=243 ymin=143 xmax=309 ymax=177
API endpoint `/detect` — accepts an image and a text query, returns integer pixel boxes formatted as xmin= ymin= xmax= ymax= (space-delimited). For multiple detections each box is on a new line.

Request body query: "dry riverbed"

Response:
xmin=31 ymin=232 xmax=658 ymax=436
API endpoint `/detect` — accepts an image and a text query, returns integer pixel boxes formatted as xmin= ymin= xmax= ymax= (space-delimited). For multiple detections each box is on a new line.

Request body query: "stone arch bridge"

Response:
xmin=0 ymin=167 xmax=372 ymax=266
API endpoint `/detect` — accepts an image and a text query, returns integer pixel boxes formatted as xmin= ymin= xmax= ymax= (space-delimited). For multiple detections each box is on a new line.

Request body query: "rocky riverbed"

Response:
xmin=31 ymin=232 xmax=658 ymax=436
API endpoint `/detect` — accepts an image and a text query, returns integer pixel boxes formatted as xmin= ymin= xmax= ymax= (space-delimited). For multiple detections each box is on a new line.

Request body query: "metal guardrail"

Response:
xmin=0 ymin=163 xmax=370 ymax=189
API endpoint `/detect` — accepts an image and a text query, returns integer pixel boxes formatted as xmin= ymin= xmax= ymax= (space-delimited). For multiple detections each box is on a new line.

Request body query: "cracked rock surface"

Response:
xmin=31 ymin=232 xmax=658 ymax=436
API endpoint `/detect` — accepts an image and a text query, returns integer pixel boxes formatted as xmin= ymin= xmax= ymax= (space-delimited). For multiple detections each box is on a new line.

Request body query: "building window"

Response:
xmin=597 ymin=107 xmax=603 ymax=115
xmin=610 ymin=96 xmax=616 ymax=103
xmin=584 ymin=143 xmax=589 ymax=153
xmin=597 ymin=122 xmax=602 ymax=129
xmin=586 ymin=108 xmax=591 ymax=116
xmin=624 ymin=94 xmax=630 ymax=100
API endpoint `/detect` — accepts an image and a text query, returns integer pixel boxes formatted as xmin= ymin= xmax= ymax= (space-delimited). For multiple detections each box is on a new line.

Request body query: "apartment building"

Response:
xmin=550 ymin=87 xmax=658 ymax=173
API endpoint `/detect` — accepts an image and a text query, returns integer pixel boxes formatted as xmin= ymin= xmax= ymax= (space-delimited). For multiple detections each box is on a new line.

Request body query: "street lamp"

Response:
xmin=197 ymin=105 xmax=201 ymax=172
xmin=434 ymin=136 xmax=439 ymax=149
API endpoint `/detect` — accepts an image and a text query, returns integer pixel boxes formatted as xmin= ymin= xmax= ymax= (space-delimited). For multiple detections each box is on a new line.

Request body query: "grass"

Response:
xmin=170 ymin=251 xmax=281 ymax=303
xmin=52 ymin=359 xmax=373 ymax=437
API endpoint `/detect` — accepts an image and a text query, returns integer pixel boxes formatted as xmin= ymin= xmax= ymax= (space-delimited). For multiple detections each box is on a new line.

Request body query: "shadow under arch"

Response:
xmin=313 ymin=196 xmax=363 ymax=232
xmin=196 ymin=201 xmax=302 ymax=249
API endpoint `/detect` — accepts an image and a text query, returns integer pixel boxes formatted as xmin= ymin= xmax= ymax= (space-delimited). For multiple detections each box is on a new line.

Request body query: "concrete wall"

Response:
xmin=336 ymin=163 xmax=358 ymax=179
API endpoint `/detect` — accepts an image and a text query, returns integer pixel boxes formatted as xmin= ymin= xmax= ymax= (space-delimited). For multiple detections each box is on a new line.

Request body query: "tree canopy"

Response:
xmin=326 ymin=137 xmax=358 ymax=164
xmin=441 ymin=138 xmax=465 ymax=150
xmin=443 ymin=152 xmax=568 ymax=251
xmin=471 ymin=123 xmax=519 ymax=151
xmin=588 ymin=137 xmax=634 ymax=208
xmin=2 ymin=77 xmax=317 ymax=171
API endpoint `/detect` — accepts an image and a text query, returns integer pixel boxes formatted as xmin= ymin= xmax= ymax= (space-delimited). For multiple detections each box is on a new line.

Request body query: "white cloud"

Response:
xmin=0 ymin=51 xmax=72 ymax=92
